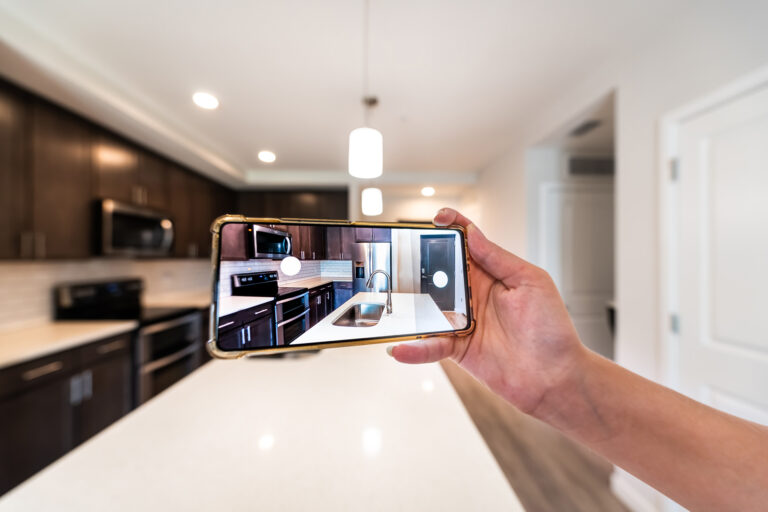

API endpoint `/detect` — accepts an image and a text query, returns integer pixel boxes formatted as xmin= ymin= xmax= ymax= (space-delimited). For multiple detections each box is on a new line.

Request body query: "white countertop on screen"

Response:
xmin=0 ymin=344 xmax=523 ymax=511
xmin=291 ymin=292 xmax=453 ymax=346
xmin=281 ymin=276 xmax=352 ymax=289
xmin=0 ymin=321 xmax=138 ymax=370
xmin=217 ymin=296 xmax=273 ymax=317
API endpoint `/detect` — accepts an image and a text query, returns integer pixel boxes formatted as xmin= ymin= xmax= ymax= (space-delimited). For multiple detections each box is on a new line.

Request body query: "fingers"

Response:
xmin=433 ymin=207 xmax=534 ymax=289
xmin=387 ymin=337 xmax=456 ymax=364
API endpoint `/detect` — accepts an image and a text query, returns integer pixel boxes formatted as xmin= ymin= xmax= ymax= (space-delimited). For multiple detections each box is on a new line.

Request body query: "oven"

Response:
xmin=275 ymin=292 xmax=310 ymax=345
xmin=253 ymin=225 xmax=292 ymax=259
xmin=136 ymin=312 xmax=201 ymax=404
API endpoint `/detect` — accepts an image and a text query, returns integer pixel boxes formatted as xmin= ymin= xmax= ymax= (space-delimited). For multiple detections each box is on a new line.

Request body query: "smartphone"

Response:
xmin=207 ymin=215 xmax=474 ymax=358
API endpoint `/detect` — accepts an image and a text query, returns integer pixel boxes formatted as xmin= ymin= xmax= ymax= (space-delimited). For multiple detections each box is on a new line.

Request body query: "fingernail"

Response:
xmin=386 ymin=346 xmax=394 ymax=357
xmin=433 ymin=209 xmax=449 ymax=226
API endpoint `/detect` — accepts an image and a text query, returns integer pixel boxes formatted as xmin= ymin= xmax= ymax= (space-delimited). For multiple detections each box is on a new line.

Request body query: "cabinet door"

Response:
xmin=309 ymin=291 xmax=321 ymax=327
xmin=299 ymin=226 xmax=312 ymax=260
xmin=137 ymin=151 xmax=170 ymax=211
xmin=325 ymin=227 xmax=342 ymax=260
xmin=310 ymin=226 xmax=325 ymax=260
xmin=220 ymin=222 xmax=251 ymax=260
xmin=372 ymin=228 xmax=391 ymax=242
xmin=355 ymin=227 xmax=373 ymax=242
xmin=242 ymin=308 xmax=275 ymax=349
xmin=323 ymin=285 xmax=334 ymax=316
xmin=167 ymin=164 xmax=196 ymax=257
xmin=0 ymin=377 xmax=73 ymax=494
xmin=30 ymin=101 xmax=93 ymax=259
xmin=285 ymin=225 xmax=302 ymax=258
xmin=76 ymin=352 xmax=131 ymax=444
xmin=192 ymin=175 xmax=216 ymax=258
xmin=333 ymin=282 xmax=354 ymax=309
xmin=0 ymin=83 xmax=29 ymax=259
xmin=340 ymin=227 xmax=355 ymax=260
xmin=92 ymin=132 xmax=139 ymax=204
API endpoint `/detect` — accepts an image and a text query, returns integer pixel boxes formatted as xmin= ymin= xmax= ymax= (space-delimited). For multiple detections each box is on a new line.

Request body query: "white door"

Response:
xmin=673 ymin=81 xmax=768 ymax=425
xmin=540 ymin=183 xmax=615 ymax=358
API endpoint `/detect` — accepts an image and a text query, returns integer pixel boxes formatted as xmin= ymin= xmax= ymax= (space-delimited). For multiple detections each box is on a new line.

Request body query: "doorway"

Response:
xmin=527 ymin=93 xmax=616 ymax=358
xmin=420 ymin=234 xmax=455 ymax=311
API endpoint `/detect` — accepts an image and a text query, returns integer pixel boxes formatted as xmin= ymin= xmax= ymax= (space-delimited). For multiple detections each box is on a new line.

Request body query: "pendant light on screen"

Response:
xmin=361 ymin=187 xmax=383 ymax=216
xmin=348 ymin=0 xmax=382 ymax=179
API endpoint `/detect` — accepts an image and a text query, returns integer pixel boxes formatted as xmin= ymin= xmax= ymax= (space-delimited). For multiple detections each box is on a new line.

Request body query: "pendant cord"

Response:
xmin=362 ymin=0 xmax=370 ymax=126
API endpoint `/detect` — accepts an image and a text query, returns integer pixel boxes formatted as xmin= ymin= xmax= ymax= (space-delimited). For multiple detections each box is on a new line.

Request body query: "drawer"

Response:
xmin=78 ymin=333 xmax=133 ymax=366
xmin=0 ymin=350 xmax=77 ymax=399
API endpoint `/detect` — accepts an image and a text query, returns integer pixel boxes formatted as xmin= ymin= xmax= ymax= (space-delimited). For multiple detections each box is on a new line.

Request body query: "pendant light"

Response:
xmin=348 ymin=0 xmax=382 ymax=179
xmin=361 ymin=187 xmax=383 ymax=216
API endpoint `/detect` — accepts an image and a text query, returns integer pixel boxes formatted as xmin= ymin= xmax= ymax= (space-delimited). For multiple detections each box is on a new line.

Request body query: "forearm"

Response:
xmin=530 ymin=350 xmax=768 ymax=511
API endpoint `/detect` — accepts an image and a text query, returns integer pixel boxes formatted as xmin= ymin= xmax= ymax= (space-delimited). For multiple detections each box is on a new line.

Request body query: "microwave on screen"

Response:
xmin=252 ymin=225 xmax=292 ymax=259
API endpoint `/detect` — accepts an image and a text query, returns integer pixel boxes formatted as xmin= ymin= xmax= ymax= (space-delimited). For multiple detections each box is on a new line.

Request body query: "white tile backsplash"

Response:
xmin=0 ymin=259 xmax=210 ymax=332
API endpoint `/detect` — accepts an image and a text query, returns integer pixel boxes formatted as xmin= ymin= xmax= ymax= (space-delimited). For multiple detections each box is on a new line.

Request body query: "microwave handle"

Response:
xmin=285 ymin=236 xmax=292 ymax=256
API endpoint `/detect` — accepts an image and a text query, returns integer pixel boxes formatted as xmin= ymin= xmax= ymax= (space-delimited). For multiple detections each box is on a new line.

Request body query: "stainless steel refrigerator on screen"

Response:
xmin=352 ymin=242 xmax=392 ymax=294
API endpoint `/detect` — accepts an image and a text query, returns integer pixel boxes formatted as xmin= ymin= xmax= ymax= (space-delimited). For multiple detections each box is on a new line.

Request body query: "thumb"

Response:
xmin=466 ymin=224 xmax=531 ymax=288
xmin=387 ymin=337 xmax=457 ymax=364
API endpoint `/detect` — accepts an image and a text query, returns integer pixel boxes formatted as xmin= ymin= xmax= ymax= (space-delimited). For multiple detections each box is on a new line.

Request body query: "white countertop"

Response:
xmin=0 ymin=321 xmax=138 ymax=370
xmin=292 ymin=292 xmax=453 ymax=346
xmin=0 ymin=344 xmax=523 ymax=511
xmin=281 ymin=276 xmax=352 ymax=289
xmin=218 ymin=296 xmax=273 ymax=317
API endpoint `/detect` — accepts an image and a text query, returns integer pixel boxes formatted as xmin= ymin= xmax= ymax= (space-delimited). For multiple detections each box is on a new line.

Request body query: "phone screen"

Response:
xmin=211 ymin=220 xmax=472 ymax=354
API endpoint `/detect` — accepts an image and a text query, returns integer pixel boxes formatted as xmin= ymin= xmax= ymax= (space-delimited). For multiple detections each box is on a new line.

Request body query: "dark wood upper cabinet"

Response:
xmin=355 ymin=227 xmax=373 ymax=242
xmin=237 ymin=189 xmax=348 ymax=219
xmin=372 ymin=228 xmax=391 ymax=243
xmin=340 ymin=226 xmax=355 ymax=260
xmin=137 ymin=151 xmax=170 ymax=211
xmin=220 ymin=222 xmax=251 ymax=261
xmin=325 ymin=227 xmax=342 ymax=260
xmin=92 ymin=132 xmax=138 ymax=204
xmin=30 ymin=100 xmax=93 ymax=259
xmin=0 ymin=83 xmax=29 ymax=259
xmin=167 ymin=163 xmax=196 ymax=257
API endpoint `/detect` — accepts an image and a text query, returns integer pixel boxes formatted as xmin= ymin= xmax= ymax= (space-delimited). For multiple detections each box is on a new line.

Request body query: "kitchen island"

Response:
xmin=0 ymin=343 xmax=523 ymax=511
xmin=291 ymin=292 xmax=454 ymax=346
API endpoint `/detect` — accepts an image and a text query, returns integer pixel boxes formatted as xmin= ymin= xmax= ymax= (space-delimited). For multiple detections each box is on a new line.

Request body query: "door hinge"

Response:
xmin=669 ymin=158 xmax=679 ymax=181
xmin=670 ymin=313 xmax=680 ymax=334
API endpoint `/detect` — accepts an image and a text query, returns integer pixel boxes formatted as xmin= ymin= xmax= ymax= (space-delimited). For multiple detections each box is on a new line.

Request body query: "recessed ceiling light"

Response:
xmin=421 ymin=186 xmax=435 ymax=197
xmin=192 ymin=91 xmax=219 ymax=110
xmin=258 ymin=150 xmax=277 ymax=163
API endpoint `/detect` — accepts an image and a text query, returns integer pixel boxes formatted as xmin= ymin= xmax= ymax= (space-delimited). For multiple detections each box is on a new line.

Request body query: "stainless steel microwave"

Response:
xmin=253 ymin=225 xmax=292 ymax=259
xmin=96 ymin=199 xmax=174 ymax=257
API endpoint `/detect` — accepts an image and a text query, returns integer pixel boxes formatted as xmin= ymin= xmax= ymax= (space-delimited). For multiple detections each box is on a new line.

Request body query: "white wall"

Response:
xmin=475 ymin=2 xmax=768 ymax=510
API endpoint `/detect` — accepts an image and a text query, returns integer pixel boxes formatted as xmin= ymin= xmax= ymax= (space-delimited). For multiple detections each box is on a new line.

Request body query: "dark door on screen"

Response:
xmin=420 ymin=235 xmax=455 ymax=311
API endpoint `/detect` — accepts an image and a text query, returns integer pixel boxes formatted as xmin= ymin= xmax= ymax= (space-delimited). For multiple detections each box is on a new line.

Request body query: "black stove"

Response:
xmin=53 ymin=278 xmax=194 ymax=326
xmin=231 ymin=271 xmax=308 ymax=299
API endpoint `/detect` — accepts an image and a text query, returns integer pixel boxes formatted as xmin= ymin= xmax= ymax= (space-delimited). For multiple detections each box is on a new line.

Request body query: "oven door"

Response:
xmin=138 ymin=344 xmax=199 ymax=403
xmin=275 ymin=292 xmax=309 ymax=322
xmin=276 ymin=309 xmax=310 ymax=346
xmin=253 ymin=225 xmax=291 ymax=259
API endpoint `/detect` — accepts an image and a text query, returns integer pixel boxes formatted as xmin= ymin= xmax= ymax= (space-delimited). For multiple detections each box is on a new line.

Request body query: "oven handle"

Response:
xmin=140 ymin=344 xmax=199 ymax=374
xmin=276 ymin=309 xmax=309 ymax=328
xmin=276 ymin=292 xmax=309 ymax=306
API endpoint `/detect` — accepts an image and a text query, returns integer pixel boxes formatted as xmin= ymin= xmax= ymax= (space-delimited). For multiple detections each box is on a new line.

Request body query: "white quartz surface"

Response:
xmin=281 ymin=276 xmax=352 ymax=289
xmin=292 ymin=292 xmax=453 ymax=345
xmin=0 ymin=344 xmax=523 ymax=511
xmin=0 ymin=321 xmax=138 ymax=370
xmin=218 ymin=296 xmax=273 ymax=317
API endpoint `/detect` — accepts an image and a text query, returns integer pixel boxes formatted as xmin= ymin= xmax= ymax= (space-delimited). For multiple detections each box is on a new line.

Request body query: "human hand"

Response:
xmin=389 ymin=208 xmax=589 ymax=416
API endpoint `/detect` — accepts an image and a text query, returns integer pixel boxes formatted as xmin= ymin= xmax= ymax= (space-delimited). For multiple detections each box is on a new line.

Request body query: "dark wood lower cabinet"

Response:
xmin=0 ymin=333 xmax=132 ymax=495
xmin=333 ymin=282 xmax=353 ymax=309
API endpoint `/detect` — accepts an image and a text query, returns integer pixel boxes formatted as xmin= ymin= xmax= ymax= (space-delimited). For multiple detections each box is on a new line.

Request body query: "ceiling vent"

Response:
xmin=569 ymin=119 xmax=601 ymax=137
xmin=568 ymin=156 xmax=614 ymax=176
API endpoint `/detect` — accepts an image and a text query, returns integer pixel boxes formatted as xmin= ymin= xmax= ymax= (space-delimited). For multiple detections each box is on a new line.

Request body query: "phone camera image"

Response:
xmin=214 ymin=222 xmax=471 ymax=354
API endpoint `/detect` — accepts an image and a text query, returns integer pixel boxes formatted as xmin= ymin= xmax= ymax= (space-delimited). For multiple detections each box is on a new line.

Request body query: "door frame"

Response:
xmin=658 ymin=64 xmax=768 ymax=391
xmin=419 ymin=234 xmax=457 ymax=309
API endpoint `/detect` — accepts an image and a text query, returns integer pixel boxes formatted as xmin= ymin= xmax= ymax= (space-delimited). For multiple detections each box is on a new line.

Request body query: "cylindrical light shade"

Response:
xmin=349 ymin=127 xmax=383 ymax=179
xmin=361 ymin=187 xmax=383 ymax=216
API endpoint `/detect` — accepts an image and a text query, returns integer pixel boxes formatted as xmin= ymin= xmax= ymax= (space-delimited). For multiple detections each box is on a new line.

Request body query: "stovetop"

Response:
xmin=276 ymin=286 xmax=309 ymax=300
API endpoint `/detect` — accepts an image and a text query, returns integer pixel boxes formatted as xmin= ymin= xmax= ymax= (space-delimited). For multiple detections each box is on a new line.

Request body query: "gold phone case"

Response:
xmin=206 ymin=215 xmax=475 ymax=358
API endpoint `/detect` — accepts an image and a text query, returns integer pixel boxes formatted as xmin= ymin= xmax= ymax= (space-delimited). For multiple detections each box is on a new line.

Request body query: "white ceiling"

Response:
xmin=0 ymin=0 xmax=683 ymax=187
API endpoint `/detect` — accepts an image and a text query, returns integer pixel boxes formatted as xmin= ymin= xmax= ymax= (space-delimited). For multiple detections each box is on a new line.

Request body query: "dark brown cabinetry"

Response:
xmin=0 ymin=333 xmax=132 ymax=495
xmin=137 ymin=151 xmax=171 ymax=210
xmin=0 ymin=84 xmax=28 ymax=259
xmin=218 ymin=304 xmax=275 ymax=349
xmin=309 ymin=284 xmax=334 ymax=327
xmin=325 ymin=227 xmax=356 ymax=260
xmin=29 ymin=100 xmax=94 ymax=259
xmin=333 ymin=281 xmax=354 ymax=309
xmin=354 ymin=227 xmax=391 ymax=243
xmin=220 ymin=223 xmax=251 ymax=261
xmin=237 ymin=190 xmax=348 ymax=220
xmin=92 ymin=133 xmax=139 ymax=204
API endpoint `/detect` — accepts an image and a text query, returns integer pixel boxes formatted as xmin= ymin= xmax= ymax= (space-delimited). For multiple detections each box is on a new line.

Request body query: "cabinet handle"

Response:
xmin=301 ymin=250 xmax=305 ymax=259
xmin=70 ymin=373 xmax=83 ymax=405
xmin=254 ymin=309 xmax=270 ymax=316
xmin=96 ymin=339 xmax=126 ymax=355
xmin=313 ymin=251 xmax=316 ymax=259
xmin=22 ymin=360 xmax=63 ymax=381
xmin=246 ymin=325 xmax=251 ymax=342
xmin=219 ymin=321 xmax=235 ymax=328
xmin=34 ymin=232 xmax=46 ymax=259
xmin=82 ymin=370 xmax=93 ymax=400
